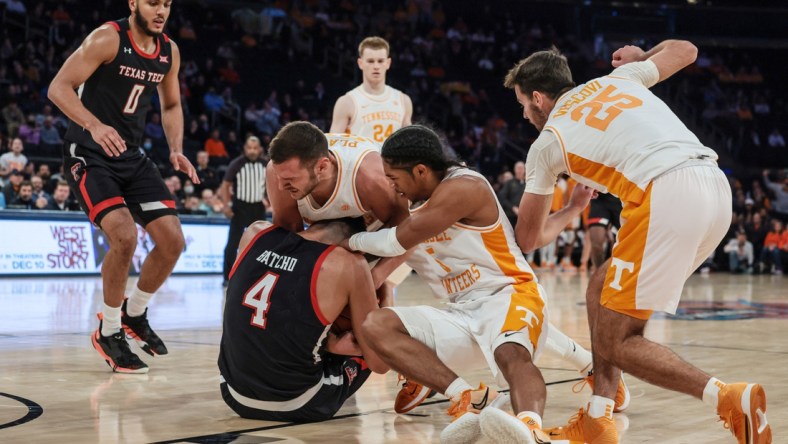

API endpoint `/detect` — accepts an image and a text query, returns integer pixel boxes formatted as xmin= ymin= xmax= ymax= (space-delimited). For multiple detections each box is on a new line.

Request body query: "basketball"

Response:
xmin=330 ymin=305 xmax=353 ymax=334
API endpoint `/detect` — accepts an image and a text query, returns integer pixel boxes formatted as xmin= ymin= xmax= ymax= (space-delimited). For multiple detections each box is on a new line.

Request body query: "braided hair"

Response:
xmin=381 ymin=125 xmax=462 ymax=174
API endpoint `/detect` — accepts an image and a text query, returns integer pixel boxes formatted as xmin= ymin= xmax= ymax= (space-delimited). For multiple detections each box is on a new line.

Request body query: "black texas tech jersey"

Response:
xmin=219 ymin=225 xmax=338 ymax=401
xmin=64 ymin=18 xmax=173 ymax=158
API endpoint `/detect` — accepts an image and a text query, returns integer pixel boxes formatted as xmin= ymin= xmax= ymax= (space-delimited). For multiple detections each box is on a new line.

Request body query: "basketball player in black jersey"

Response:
xmin=48 ymin=0 xmax=199 ymax=373
xmin=586 ymin=192 xmax=622 ymax=270
xmin=219 ymin=218 xmax=389 ymax=422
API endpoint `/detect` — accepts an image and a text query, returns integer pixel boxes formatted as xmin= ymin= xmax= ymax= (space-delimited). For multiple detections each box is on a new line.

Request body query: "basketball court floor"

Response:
xmin=1 ymin=271 xmax=785 ymax=443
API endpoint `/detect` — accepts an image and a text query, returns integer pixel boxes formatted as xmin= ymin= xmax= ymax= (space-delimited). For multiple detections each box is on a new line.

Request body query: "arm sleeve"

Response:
xmin=609 ymin=60 xmax=660 ymax=88
xmin=348 ymin=227 xmax=407 ymax=257
xmin=524 ymin=131 xmax=566 ymax=195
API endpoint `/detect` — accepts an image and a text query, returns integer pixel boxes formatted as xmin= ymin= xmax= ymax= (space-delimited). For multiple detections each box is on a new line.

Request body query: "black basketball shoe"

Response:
xmin=91 ymin=314 xmax=149 ymax=374
xmin=121 ymin=299 xmax=169 ymax=356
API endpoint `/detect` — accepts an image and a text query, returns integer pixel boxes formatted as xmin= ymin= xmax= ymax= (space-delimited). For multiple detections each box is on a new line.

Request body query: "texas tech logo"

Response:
xmin=70 ymin=162 xmax=83 ymax=181
xmin=344 ymin=364 xmax=358 ymax=385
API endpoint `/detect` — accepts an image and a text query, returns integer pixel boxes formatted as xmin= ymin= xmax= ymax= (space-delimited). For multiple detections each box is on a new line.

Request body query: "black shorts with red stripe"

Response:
xmin=63 ymin=142 xmax=177 ymax=227
xmin=587 ymin=192 xmax=623 ymax=229
xmin=220 ymin=354 xmax=371 ymax=422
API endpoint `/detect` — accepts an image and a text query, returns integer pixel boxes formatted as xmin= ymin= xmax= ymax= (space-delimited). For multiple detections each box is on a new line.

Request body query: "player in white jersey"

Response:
xmin=266 ymin=121 xmax=410 ymax=301
xmin=344 ymin=125 xmax=603 ymax=444
xmin=329 ymin=36 xmax=418 ymax=407
xmin=506 ymin=41 xmax=771 ymax=443
xmin=266 ymin=121 xmax=405 ymax=232
xmin=330 ymin=36 xmax=413 ymax=143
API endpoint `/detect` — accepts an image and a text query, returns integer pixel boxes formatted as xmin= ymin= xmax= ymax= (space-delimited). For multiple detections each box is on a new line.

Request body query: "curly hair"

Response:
xmin=381 ymin=125 xmax=461 ymax=173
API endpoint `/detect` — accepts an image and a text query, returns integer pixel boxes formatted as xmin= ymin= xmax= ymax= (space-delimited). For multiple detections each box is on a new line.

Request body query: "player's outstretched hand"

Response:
xmin=90 ymin=122 xmax=126 ymax=157
xmin=170 ymin=151 xmax=201 ymax=184
xmin=612 ymin=45 xmax=646 ymax=67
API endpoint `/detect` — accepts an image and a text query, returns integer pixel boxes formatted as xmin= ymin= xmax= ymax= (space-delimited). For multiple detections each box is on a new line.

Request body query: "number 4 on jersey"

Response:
xmin=242 ymin=272 xmax=279 ymax=329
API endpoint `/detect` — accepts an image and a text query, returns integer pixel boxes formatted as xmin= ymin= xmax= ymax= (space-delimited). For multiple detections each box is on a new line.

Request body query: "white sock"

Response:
xmin=101 ymin=303 xmax=122 ymax=337
xmin=587 ymin=395 xmax=614 ymax=419
xmin=517 ymin=411 xmax=543 ymax=429
xmin=544 ymin=324 xmax=593 ymax=374
xmin=126 ymin=285 xmax=154 ymax=317
xmin=445 ymin=378 xmax=474 ymax=401
xmin=702 ymin=377 xmax=725 ymax=409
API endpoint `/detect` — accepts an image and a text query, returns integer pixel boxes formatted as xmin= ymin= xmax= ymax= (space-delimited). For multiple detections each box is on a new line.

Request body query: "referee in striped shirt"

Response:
xmin=218 ymin=136 xmax=268 ymax=284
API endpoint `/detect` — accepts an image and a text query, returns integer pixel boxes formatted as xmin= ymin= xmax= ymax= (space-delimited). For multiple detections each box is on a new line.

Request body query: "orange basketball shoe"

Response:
xmin=544 ymin=407 xmax=618 ymax=444
xmin=574 ymin=371 xmax=631 ymax=412
xmin=440 ymin=383 xmax=499 ymax=444
xmin=394 ymin=376 xmax=434 ymax=414
xmin=717 ymin=383 xmax=772 ymax=444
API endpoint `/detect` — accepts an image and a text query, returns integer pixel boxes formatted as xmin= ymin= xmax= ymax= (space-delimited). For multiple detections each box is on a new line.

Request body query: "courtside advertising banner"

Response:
xmin=0 ymin=218 xmax=227 ymax=275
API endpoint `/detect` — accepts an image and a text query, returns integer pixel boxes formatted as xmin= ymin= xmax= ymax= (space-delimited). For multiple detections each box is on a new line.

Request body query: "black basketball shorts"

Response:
xmin=588 ymin=193 xmax=623 ymax=229
xmin=220 ymin=354 xmax=371 ymax=423
xmin=63 ymin=142 xmax=177 ymax=227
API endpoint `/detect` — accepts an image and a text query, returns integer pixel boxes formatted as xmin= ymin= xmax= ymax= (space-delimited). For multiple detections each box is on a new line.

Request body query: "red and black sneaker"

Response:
xmin=91 ymin=314 xmax=149 ymax=374
xmin=121 ymin=299 xmax=168 ymax=356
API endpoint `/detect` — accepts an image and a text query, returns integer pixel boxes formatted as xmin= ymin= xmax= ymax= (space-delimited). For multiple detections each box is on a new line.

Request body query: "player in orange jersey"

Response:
xmin=507 ymin=40 xmax=771 ymax=444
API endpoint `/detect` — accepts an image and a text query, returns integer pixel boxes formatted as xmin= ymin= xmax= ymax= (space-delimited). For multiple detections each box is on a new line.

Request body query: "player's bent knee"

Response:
xmin=594 ymin=340 xmax=615 ymax=363
xmin=163 ymin=232 xmax=186 ymax=258
xmin=110 ymin=226 xmax=139 ymax=257
xmin=493 ymin=342 xmax=533 ymax=369
xmin=361 ymin=309 xmax=404 ymax=342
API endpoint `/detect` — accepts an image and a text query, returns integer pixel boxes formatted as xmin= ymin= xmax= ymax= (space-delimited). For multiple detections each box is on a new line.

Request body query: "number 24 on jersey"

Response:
xmin=373 ymin=124 xmax=393 ymax=142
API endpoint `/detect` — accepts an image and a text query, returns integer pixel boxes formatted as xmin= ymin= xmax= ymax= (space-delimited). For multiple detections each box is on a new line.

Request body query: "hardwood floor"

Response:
xmin=1 ymin=271 xmax=784 ymax=443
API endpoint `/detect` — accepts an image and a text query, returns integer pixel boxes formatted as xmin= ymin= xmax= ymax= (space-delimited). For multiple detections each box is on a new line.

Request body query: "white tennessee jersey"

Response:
xmin=297 ymin=133 xmax=381 ymax=224
xmin=405 ymin=167 xmax=539 ymax=303
xmin=527 ymin=60 xmax=718 ymax=205
xmin=347 ymin=85 xmax=406 ymax=143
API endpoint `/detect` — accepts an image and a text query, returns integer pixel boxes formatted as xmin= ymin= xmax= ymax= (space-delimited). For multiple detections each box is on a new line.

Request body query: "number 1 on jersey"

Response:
xmin=123 ymin=84 xmax=145 ymax=114
xmin=242 ymin=272 xmax=279 ymax=329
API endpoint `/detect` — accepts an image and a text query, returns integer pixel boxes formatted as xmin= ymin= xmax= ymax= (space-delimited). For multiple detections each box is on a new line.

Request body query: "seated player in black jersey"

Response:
xmin=218 ymin=218 xmax=389 ymax=422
